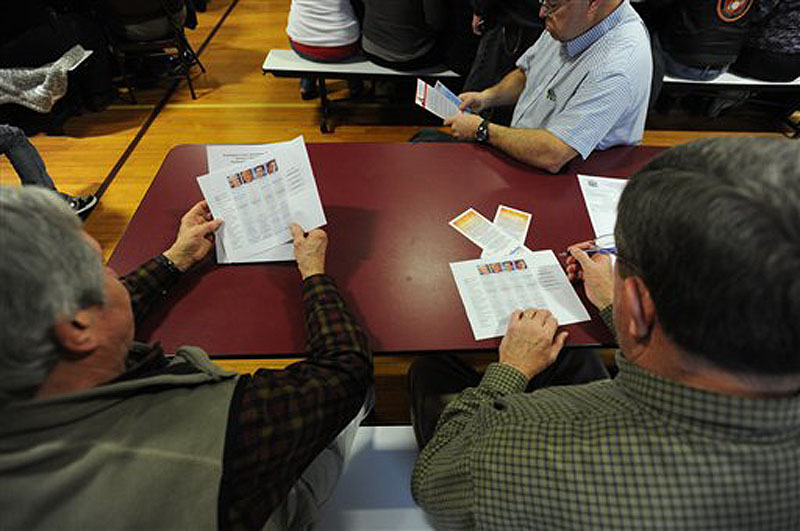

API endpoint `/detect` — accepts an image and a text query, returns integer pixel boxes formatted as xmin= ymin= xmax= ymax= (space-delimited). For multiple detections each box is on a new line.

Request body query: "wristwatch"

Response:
xmin=475 ymin=118 xmax=490 ymax=144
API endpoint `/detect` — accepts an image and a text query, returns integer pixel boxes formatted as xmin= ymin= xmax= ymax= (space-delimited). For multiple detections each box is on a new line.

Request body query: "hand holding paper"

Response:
xmin=163 ymin=200 xmax=223 ymax=272
xmin=290 ymin=224 xmax=327 ymax=280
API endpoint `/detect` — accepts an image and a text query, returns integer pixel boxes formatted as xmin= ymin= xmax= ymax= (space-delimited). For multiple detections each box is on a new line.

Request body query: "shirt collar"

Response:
xmin=565 ymin=0 xmax=627 ymax=58
xmin=614 ymin=352 xmax=800 ymax=438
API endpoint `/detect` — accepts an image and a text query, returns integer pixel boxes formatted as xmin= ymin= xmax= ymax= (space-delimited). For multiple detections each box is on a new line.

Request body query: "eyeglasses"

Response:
xmin=539 ymin=0 xmax=567 ymax=16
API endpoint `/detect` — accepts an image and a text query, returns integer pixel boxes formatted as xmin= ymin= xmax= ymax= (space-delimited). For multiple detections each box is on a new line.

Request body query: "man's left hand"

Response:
xmin=498 ymin=309 xmax=568 ymax=380
xmin=163 ymin=200 xmax=223 ymax=272
xmin=444 ymin=112 xmax=483 ymax=141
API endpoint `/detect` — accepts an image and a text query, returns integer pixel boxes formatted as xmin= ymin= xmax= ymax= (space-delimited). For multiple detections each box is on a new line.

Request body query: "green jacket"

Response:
xmin=0 ymin=345 xmax=238 ymax=530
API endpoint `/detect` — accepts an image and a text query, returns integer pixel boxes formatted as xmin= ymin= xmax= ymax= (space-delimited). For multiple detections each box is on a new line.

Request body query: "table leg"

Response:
xmin=319 ymin=76 xmax=332 ymax=133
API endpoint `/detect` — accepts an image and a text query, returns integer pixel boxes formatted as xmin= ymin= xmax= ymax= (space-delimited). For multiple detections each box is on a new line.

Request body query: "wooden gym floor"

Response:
xmin=0 ymin=0 xmax=784 ymax=423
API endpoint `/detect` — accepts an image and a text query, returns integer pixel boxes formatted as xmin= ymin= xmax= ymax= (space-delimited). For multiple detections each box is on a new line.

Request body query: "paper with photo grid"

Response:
xmin=450 ymin=249 xmax=590 ymax=341
xmin=198 ymin=136 xmax=325 ymax=263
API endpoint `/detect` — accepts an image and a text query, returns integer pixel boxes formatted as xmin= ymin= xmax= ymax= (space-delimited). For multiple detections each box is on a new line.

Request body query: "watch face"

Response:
xmin=476 ymin=122 xmax=489 ymax=143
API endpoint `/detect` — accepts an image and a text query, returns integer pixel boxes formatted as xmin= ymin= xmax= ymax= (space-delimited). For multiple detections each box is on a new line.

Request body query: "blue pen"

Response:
xmin=558 ymin=247 xmax=616 ymax=257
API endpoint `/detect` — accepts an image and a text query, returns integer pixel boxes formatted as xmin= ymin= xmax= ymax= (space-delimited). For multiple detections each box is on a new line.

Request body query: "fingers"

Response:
xmin=551 ymin=330 xmax=569 ymax=354
xmin=289 ymin=223 xmax=305 ymax=243
xmin=443 ymin=115 xmax=455 ymax=126
xmin=458 ymin=93 xmax=477 ymax=111
xmin=184 ymin=200 xmax=207 ymax=219
xmin=306 ymin=228 xmax=328 ymax=243
xmin=568 ymin=245 xmax=594 ymax=269
xmin=204 ymin=218 xmax=223 ymax=233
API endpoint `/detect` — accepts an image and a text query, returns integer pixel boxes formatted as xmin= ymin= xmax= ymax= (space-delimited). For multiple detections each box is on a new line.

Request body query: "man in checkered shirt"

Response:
xmin=411 ymin=138 xmax=800 ymax=530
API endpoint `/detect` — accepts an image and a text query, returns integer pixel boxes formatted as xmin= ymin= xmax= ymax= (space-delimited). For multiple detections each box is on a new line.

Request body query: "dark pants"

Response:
xmin=730 ymin=47 xmax=800 ymax=83
xmin=0 ymin=124 xmax=59 ymax=192
xmin=463 ymin=22 xmax=543 ymax=126
xmin=408 ymin=349 xmax=610 ymax=449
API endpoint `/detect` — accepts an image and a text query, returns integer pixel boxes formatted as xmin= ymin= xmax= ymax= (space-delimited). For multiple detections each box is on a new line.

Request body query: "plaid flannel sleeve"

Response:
xmin=219 ymin=274 xmax=373 ymax=531
xmin=118 ymin=256 xmax=182 ymax=324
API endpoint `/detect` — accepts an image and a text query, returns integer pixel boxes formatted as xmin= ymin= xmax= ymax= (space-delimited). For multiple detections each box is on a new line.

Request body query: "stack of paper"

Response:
xmin=198 ymin=136 xmax=326 ymax=263
xmin=415 ymin=79 xmax=463 ymax=120
xmin=448 ymin=205 xmax=590 ymax=341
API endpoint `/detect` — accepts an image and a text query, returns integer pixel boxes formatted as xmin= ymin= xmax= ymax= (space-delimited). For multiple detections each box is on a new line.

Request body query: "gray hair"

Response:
xmin=0 ymin=186 xmax=105 ymax=401
xmin=615 ymin=137 xmax=800 ymax=375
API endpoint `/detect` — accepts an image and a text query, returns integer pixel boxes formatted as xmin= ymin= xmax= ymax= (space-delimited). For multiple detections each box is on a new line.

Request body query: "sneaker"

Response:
xmin=68 ymin=195 xmax=98 ymax=218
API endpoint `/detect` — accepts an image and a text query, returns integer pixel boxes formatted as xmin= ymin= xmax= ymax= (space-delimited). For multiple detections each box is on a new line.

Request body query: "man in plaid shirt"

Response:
xmin=411 ymin=138 xmax=800 ymax=529
xmin=0 ymin=188 xmax=372 ymax=529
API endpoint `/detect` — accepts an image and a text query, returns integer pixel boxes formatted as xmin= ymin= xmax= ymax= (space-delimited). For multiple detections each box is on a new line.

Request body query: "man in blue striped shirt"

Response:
xmin=446 ymin=0 xmax=651 ymax=173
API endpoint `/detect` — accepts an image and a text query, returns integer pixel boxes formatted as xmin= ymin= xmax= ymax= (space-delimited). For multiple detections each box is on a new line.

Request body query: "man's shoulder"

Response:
xmin=579 ymin=20 xmax=650 ymax=87
xmin=491 ymin=379 xmax=644 ymax=429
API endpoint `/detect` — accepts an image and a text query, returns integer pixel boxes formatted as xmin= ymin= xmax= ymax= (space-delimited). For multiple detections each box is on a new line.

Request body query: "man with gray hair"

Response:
xmin=0 ymin=187 xmax=373 ymax=529
xmin=411 ymin=138 xmax=800 ymax=529
xmin=442 ymin=0 xmax=651 ymax=173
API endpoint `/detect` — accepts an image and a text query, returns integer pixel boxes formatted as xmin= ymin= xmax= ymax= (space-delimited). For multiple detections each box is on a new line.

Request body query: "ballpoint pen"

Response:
xmin=557 ymin=247 xmax=617 ymax=257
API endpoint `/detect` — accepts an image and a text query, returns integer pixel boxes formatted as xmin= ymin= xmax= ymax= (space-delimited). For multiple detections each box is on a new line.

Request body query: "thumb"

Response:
xmin=289 ymin=223 xmax=305 ymax=242
xmin=551 ymin=331 xmax=569 ymax=354
xmin=205 ymin=218 xmax=223 ymax=233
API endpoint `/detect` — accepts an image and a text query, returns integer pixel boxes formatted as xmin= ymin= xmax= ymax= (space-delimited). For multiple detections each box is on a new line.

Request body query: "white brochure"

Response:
xmin=450 ymin=208 xmax=520 ymax=257
xmin=197 ymin=136 xmax=325 ymax=263
xmin=577 ymin=174 xmax=627 ymax=239
xmin=415 ymin=78 xmax=460 ymax=120
xmin=481 ymin=204 xmax=532 ymax=259
xmin=450 ymin=249 xmax=590 ymax=341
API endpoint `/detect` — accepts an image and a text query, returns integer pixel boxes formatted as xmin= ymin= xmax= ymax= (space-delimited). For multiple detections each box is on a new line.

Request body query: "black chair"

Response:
xmin=94 ymin=0 xmax=205 ymax=102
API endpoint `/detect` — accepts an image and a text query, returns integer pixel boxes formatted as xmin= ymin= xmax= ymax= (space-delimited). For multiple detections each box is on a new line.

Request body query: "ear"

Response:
xmin=622 ymin=276 xmax=657 ymax=343
xmin=53 ymin=307 xmax=101 ymax=355
xmin=586 ymin=0 xmax=603 ymax=17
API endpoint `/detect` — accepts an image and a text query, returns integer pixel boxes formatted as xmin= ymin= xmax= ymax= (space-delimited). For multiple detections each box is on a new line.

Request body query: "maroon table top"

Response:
xmin=108 ymin=143 xmax=665 ymax=355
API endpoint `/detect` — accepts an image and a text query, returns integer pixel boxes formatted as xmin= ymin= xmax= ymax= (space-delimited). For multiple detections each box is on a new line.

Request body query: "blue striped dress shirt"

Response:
xmin=511 ymin=1 xmax=652 ymax=159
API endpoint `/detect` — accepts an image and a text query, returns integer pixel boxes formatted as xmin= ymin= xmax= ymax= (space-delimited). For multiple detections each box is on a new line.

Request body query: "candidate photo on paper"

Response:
xmin=267 ymin=159 xmax=278 ymax=174
xmin=227 ymin=174 xmax=242 ymax=188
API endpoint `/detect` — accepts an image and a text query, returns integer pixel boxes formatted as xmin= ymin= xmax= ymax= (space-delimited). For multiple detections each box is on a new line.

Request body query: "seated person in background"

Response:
xmin=645 ymin=0 xmax=780 ymax=102
xmin=0 ymin=188 xmax=373 ymax=530
xmin=0 ymin=124 xmax=96 ymax=217
xmin=361 ymin=0 xmax=447 ymax=71
xmin=286 ymin=0 xmax=363 ymax=99
xmin=411 ymin=137 xmax=800 ymax=529
xmin=731 ymin=0 xmax=800 ymax=82
xmin=464 ymin=0 xmax=544 ymax=125
xmin=445 ymin=0 xmax=651 ymax=173
xmin=95 ymin=0 xmax=188 ymax=41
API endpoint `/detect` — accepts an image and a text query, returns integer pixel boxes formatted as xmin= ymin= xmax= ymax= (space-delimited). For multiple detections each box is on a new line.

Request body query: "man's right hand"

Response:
xmin=566 ymin=242 xmax=614 ymax=310
xmin=290 ymin=224 xmax=327 ymax=280
xmin=458 ymin=90 xmax=493 ymax=113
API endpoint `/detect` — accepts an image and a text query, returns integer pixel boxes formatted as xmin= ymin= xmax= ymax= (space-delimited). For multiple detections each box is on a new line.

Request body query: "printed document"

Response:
xmin=434 ymin=81 xmax=462 ymax=108
xmin=481 ymin=205 xmax=532 ymax=258
xmin=198 ymin=136 xmax=325 ymax=263
xmin=450 ymin=208 xmax=520 ymax=257
xmin=206 ymin=141 xmax=305 ymax=262
xmin=451 ymin=250 xmax=590 ymax=340
xmin=577 ymin=174 xmax=627 ymax=239
xmin=415 ymin=79 xmax=460 ymax=120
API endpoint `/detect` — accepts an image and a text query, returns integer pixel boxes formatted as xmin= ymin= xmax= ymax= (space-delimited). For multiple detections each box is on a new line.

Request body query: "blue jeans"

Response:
xmin=0 ymin=124 xmax=59 ymax=192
